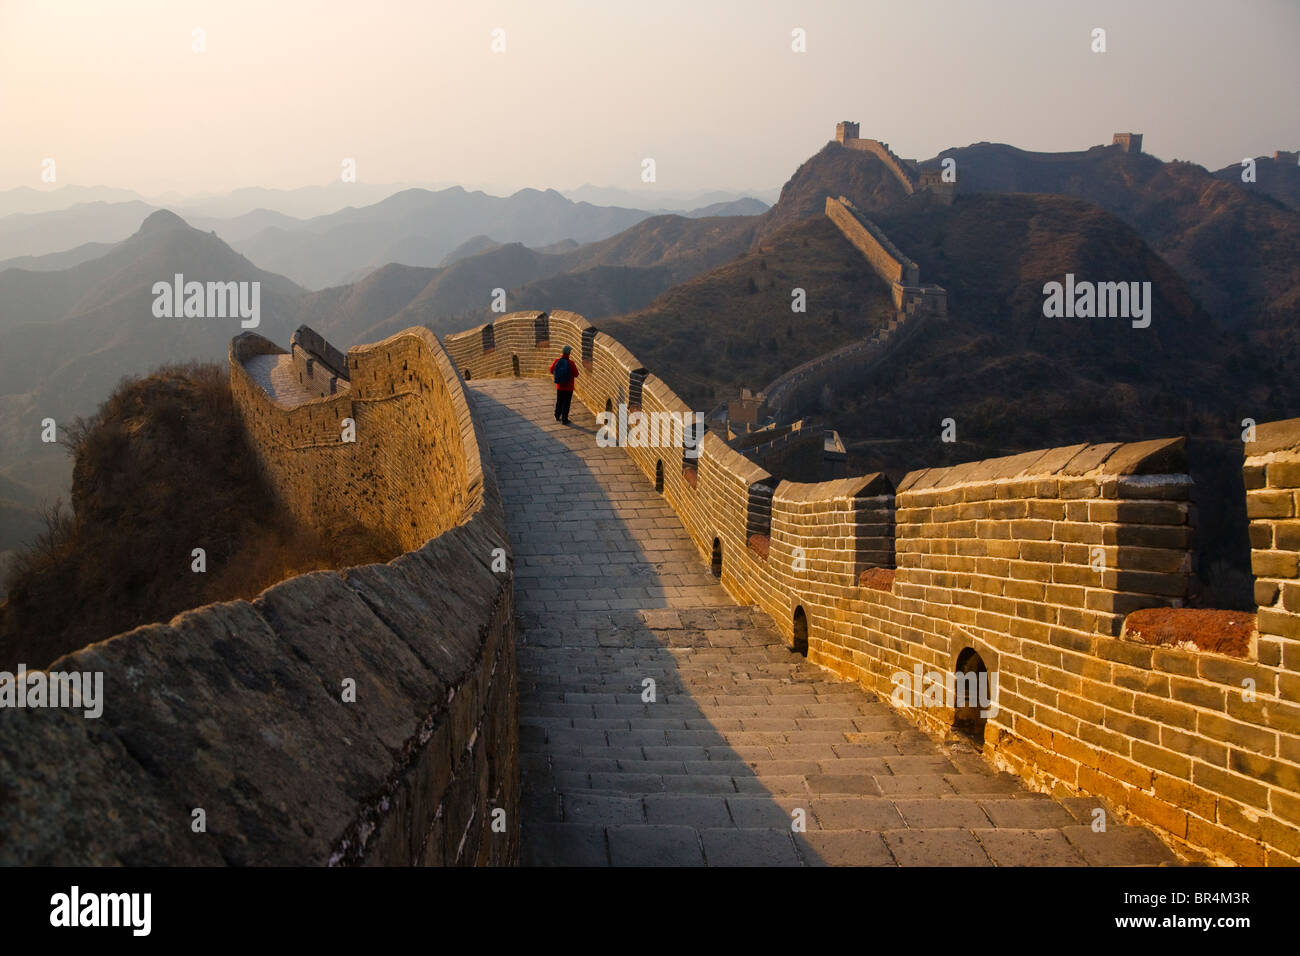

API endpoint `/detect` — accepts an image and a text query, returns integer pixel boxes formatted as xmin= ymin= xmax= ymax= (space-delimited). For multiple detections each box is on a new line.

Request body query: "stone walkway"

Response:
xmin=243 ymin=353 xmax=349 ymax=407
xmin=469 ymin=378 xmax=1178 ymax=866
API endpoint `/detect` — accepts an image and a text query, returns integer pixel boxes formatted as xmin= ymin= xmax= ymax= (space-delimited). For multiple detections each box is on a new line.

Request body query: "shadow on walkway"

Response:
xmin=469 ymin=379 xmax=1178 ymax=868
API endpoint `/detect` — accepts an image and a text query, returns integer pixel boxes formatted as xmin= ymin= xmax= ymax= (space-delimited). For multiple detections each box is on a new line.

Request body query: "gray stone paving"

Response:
xmin=243 ymin=353 xmax=348 ymax=407
xmin=469 ymin=378 xmax=1179 ymax=866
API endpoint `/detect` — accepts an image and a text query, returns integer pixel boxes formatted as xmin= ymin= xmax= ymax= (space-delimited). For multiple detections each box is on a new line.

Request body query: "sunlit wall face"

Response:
xmin=1 ymin=0 xmax=1297 ymax=197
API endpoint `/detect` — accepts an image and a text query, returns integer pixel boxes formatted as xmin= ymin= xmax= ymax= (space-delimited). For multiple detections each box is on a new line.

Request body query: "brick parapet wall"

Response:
xmin=291 ymin=343 xmax=347 ymax=399
xmin=0 ymin=326 xmax=518 ymax=867
xmin=843 ymin=137 xmax=919 ymax=193
xmin=232 ymin=327 xmax=472 ymax=553
xmin=1245 ymin=418 xmax=1300 ymax=673
xmin=447 ymin=311 xmax=1300 ymax=865
xmin=825 ymin=196 xmax=919 ymax=286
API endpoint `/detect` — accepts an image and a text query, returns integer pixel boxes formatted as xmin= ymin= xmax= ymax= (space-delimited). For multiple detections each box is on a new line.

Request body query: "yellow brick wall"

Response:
xmin=447 ymin=310 xmax=1300 ymax=866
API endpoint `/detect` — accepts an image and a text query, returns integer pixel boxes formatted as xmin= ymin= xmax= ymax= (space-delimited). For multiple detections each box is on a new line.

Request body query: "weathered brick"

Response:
xmin=1161 ymin=726 xmax=1227 ymax=767
xmin=1249 ymin=522 xmax=1275 ymax=550
xmin=1150 ymin=647 xmax=1198 ymax=678
xmin=1127 ymin=788 xmax=1187 ymax=838
xmin=1115 ymin=547 xmax=1190 ymax=573
xmin=1258 ymin=608 xmax=1300 ymax=639
xmin=1153 ymin=774 xmax=1216 ymax=821
xmin=1248 ymin=490 xmax=1295 ymax=519
xmin=1077 ymin=765 xmax=1130 ymax=806
xmin=1010 ymin=519 xmax=1054 ymax=541
xmin=1192 ymin=762 xmax=1269 ymax=810
xmin=1229 ymin=750 xmax=1300 ymax=791
xmin=1131 ymin=740 xmax=1192 ymax=779
xmin=1060 ymin=479 xmax=1100 ymax=499
xmin=1186 ymin=816 xmax=1266 ymax=866
xmin=1168 ymin=677 xmax=1226 ymax=711
xmin=1109 ymin=524 xmax=1193 ymax=549
xmin=1256 ymin=579 xmax=1281 ymax=607
xmin=1134 ymin=694 xmax=1196 ymax=731
xmin=1259 ymin=816 xmax=1300 ymax=860
xmin=1106 ymin=569 xmax=1189 ymax=598
xmin=1095 ymin=639 xmax=1154 ymax=670
xmin=1253 ymin=549 xmax=1299 ymax=578
xmin=1079 ymin=721 xmax=1131 ymax=756
xmin=1092 ymin=500 xmax=1188 ymax=525
xmin=1267 ymin=460 xmax=1300 ymax=489
xmin=1103 ymin=711 xmax=1161 ymax=747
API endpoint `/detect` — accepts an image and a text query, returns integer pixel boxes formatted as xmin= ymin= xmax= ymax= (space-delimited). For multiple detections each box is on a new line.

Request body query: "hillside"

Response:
xmin=920 ymin=142 xmax=1300 ymax=344
xmin=757 ymin=141 xmax=913 ymax=238
xmin=602 ymin=215 xmax=896 ymax=407
xmin=354 ymin=212 xmax=760 ymax=344
xmin=847 ymin=192 xmax=1281 ymax=451
xmin=1213 ymin=154 xmax=1300 ymax=210
xmin=0 ymin=240 xmax=116 ymax=273
xmin=289 ymin=261 xmax=438 ymax=344
xmin=0 ymin=363 xmax=399 ymax=669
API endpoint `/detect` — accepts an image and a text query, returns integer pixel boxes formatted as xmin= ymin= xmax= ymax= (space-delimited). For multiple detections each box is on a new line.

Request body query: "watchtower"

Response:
xmin=1112 ymin=132 xmax=1143 ymax=154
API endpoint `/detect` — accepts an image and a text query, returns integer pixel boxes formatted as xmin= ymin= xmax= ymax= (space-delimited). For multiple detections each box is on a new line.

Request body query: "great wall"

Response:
xmin=445 ymin=309 xmax=1300 ymax=866
xmin=2 ymin=128 xmax=1299 ymax=867
xmin=5 ymin=308 xmax=1300 ymax=865
xmin=1 ymin=326 xmax=517 ymax=866
xmin=760 ymin=195 xmax=946 ymax=422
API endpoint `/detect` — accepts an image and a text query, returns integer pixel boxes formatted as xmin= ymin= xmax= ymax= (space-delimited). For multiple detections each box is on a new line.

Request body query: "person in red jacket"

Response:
xmin=549 ymin=345 xmax=579 ymax=425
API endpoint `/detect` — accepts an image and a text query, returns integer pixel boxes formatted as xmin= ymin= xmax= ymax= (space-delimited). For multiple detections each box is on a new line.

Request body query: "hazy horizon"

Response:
xmin=2 ymin=0 xmax=1297 ymax=198
xmin=0 ymin=179 xmax=782 ymax=205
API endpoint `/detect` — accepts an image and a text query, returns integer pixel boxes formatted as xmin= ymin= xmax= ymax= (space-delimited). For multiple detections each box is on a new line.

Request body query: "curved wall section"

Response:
xmin=230 ymin=326 xmax=476 ymax=553
xmin=0 ymin=327 xmax=517 ymax=866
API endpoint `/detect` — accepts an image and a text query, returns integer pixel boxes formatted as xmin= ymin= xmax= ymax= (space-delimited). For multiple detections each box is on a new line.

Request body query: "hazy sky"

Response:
xmin=2 ymin=0 xmax=1297 ymax=198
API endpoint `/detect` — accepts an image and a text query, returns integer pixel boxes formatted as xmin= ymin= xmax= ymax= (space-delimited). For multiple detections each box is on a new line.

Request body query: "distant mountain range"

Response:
xmin=562 ymin=185 xmax=779 ymax=210
xmin=0 ymin=186 xmax=148 ymax=218
xmin=0 ymin=188 xmax=772 ymax=289
xmin=229 ymin=187 xmax=654 ymax=289
xmin=0 ymin=182 xmax=428 ymax=220
xmin=0 ymin=182 xmax=778 ymax=222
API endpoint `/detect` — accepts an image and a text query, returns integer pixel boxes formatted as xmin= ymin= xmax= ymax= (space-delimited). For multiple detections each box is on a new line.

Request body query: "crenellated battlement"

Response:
xmin=447 ymin=309 xmax=1300 ymax=865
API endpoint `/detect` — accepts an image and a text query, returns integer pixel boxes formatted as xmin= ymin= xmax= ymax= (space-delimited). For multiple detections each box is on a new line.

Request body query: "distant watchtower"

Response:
xmin=1275 ymin=150 xmax=1299 ymax=166
xmin=836 ymin=121 xmax=861 ymax=144
xmin=1112 ymin=132 xmax=1143 ymax=154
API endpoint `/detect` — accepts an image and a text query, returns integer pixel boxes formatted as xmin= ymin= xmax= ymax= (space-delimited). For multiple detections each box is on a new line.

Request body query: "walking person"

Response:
xmin=550 ymin=345 xmax=579 ymax=425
